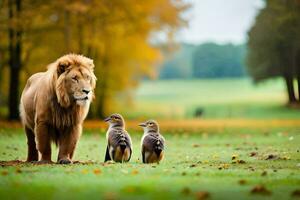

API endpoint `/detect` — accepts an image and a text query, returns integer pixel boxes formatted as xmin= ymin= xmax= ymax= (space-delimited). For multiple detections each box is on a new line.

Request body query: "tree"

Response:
xmin=246 ymin=0 xmax=300 ymax=104
xmin=7 ymin=0 xmax=22 ymax=120
xmin=192 ymin=43 xmax=246 ymax=78
xmin=0 ymin=0 xmax=188 ymax=118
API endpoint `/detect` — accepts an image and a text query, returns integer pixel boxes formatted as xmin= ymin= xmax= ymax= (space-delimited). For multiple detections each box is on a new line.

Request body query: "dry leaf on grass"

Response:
xmin=15 ymin=168 xmax=22 ymax=174
xmin=250 ymin=185 xmax=271 ymax=195
xmin=103 ymin=192 xmax=118 ymax=200
xmin=1 ymin=171 xmax=8 ymax=176
xmin=131 ymin=170 xmax=139 ymax=175
xmin=195 ymin=191 xmax=210 ymax=200
xmin=93 ymin=169 xmax=102 ymax=175
xmin=265 ymin=154 xmax=279 ymax=160
xmin=232 ymin=154 xmax=239 ymax=160
xmin=218 ymin=163 xmax=229 ymax=170
xmin=181 ymin=187 xmax=191 ymax=195
xmin=261 ymin=171 xmax=267 ymax=176
xmin=189 ymin=164 xmax=197 ymax=168
xmin=238 ymin=179 xmax=247 ymax=185
xmin=232 ymin=160 xmax=246 ymax=164
xmin=249 ymin=152 xmax=258 ymax=157
xmin=291 ymin=189 xmax=300 ymax=197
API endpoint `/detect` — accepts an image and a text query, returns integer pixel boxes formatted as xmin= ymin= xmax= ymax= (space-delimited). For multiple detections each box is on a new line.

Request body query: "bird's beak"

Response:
xmin=104 ymin=117 xmax=111 ymax=122
xmin=139 ymin=122 xmax=146 ymax=127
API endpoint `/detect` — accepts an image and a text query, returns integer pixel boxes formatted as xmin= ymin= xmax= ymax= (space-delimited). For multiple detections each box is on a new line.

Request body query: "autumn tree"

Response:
xmin=0 ymin=0 xmax=188 ymax=118
xmin=247 ymin=0 xmax=300 ymax=105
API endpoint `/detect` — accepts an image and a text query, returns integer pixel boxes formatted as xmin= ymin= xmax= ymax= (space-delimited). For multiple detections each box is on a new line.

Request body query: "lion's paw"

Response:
xmin=58 ymin=159 xmax=72 ymax=164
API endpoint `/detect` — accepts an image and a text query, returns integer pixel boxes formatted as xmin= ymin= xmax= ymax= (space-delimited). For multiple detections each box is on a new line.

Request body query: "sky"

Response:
xmin=176 ymin=0 xmax=265 ymax=44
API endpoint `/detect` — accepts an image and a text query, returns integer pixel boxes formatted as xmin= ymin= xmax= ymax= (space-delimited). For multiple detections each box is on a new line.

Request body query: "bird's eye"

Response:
xmin=149 ymin=123 xmax=153 ymax=126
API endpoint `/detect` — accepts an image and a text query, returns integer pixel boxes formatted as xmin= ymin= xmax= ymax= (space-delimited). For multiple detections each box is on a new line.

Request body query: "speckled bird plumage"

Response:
xmin=139 ymin=120 xmax=165 ymax=164
xmin=104 ymin=114 xmax=132 ymax=162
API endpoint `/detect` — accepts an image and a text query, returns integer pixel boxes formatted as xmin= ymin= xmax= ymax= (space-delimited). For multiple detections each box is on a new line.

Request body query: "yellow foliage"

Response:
xmin=0 ymin=0 xmax=188 ymax=117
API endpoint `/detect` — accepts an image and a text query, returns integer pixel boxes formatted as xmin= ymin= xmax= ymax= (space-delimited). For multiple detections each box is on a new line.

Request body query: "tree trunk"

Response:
xmin=63 ymin=9 xmax=70 ymax=52
xmin=8 ymin=0 xmax=22 ymax=120
xmin=284 ymin=75 xmax=296 ymax=104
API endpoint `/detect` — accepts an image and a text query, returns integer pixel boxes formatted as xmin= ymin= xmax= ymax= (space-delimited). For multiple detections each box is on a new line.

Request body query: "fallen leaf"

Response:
xmin=282 ymin=156 xmax=290 ymax=160
xmin=195 ymin=191 xmax=210 ymax=200
xmin=238 ymin=179 xmax=246 ymax=185
xmin=291 ymin=189 xmax=300 ymax=197
xmin=1 ymin=171 xmax=8 ymax=176
xmin=103 ymin=192 xmax=117 ymax=200
xmin=265 ymin=154 xmax=279 ymax=160
xmin=189 ymin=164 xmax=197 ymax=168
xmin=93 ymin=169 xmax=102 ymax=175
xmin=181 ymin=187 xmax=191 ymax=195
xmin=122 ymin=186 xmax=138 ymax=193
xmin=249 ymin=152 xmax=258 ymax=157
xmin=81 ymin=169 xmax=88 ymax=174
xmin=193 ymin=144 xmax=200 ymax=148
xmin=237 ymin=160 xmax=246 ymax=164
xmin=182 ymin=172 xmax=187 ymax=176
xmin=218 ymin=163 xmax=230 ymax=170
xmin=250 ymin=185 xmax=271 ymax=195
xmin=15 ymin=168 xmax=22 ymax=174
xmin=131 ymin=170 xmax=139 ymax=175
xmin=261 ymin=171 xmax=267 ymax=176
xmin=232 ymin=154 xmax=239 ymax=160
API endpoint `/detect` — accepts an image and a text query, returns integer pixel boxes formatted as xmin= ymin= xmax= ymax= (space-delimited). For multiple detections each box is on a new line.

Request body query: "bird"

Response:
xmin=104 ymin=113 xmax=132 ymax=163
xmin=139 ymin=120 xmax=165 ymax=164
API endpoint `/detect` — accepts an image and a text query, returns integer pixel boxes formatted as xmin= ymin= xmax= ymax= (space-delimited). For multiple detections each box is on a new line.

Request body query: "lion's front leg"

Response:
xmin=57 ymin=125 xmax=82 ymax=164
xmin=35 ymin=122 xmax=52 ymax=163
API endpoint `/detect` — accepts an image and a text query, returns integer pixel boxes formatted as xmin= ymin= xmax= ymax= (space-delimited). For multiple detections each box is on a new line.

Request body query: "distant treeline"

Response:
xmin=159 ymin=43 xmax=247 ymax=79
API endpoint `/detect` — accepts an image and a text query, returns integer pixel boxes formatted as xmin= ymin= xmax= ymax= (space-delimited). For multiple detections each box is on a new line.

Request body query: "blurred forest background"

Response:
xmin=1 ymin=0 xmax=300 ymax=120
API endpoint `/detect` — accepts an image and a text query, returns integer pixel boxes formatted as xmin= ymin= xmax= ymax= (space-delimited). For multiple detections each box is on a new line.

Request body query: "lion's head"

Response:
xmin=49 ymin=54 xmax=97 ymax=108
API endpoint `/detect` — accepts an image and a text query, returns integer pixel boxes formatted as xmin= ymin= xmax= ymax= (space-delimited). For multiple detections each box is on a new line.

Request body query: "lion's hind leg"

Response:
xmin=25 ymin=126 xmax=38 ymax=162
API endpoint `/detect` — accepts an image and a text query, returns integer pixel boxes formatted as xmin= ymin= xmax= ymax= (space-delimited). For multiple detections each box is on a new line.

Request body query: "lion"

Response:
xmin=20 ymin=54 xmax=97 ymax=164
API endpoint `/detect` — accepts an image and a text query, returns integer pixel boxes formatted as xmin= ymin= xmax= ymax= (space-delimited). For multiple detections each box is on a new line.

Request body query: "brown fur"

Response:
xmin=20 ymin=54 xmax=96 ymax=164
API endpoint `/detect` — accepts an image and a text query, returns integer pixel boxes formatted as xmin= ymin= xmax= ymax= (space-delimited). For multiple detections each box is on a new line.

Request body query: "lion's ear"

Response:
xmin=58 ymin=61 xmax=70 ymax=75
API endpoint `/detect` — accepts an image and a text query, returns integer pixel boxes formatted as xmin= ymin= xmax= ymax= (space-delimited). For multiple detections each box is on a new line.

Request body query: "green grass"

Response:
xmin=0 ymin=127 xmax=299 ymax=200
xmin=120 ymin=78 xmax=300 ymax=119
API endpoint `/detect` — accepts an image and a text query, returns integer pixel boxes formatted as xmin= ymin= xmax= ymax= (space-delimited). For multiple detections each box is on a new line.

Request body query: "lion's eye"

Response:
xmin=72 ymin=76 xmax=78 ymax=82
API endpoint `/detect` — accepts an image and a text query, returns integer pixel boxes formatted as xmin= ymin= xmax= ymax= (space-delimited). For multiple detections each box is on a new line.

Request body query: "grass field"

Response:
xmin=120 ymin=78 xmax=300 ymax=119
xmin=0 ymin=127 xmax=299 ymax=200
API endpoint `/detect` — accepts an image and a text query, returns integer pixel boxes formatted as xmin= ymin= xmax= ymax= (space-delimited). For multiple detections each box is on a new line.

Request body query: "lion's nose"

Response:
xmin=82 ymin=89 xmax=90 ymax=94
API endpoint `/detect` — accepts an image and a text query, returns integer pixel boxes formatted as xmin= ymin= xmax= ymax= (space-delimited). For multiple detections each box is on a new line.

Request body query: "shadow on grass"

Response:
xmin=0 ymin=160 xmax=99 ymax=167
